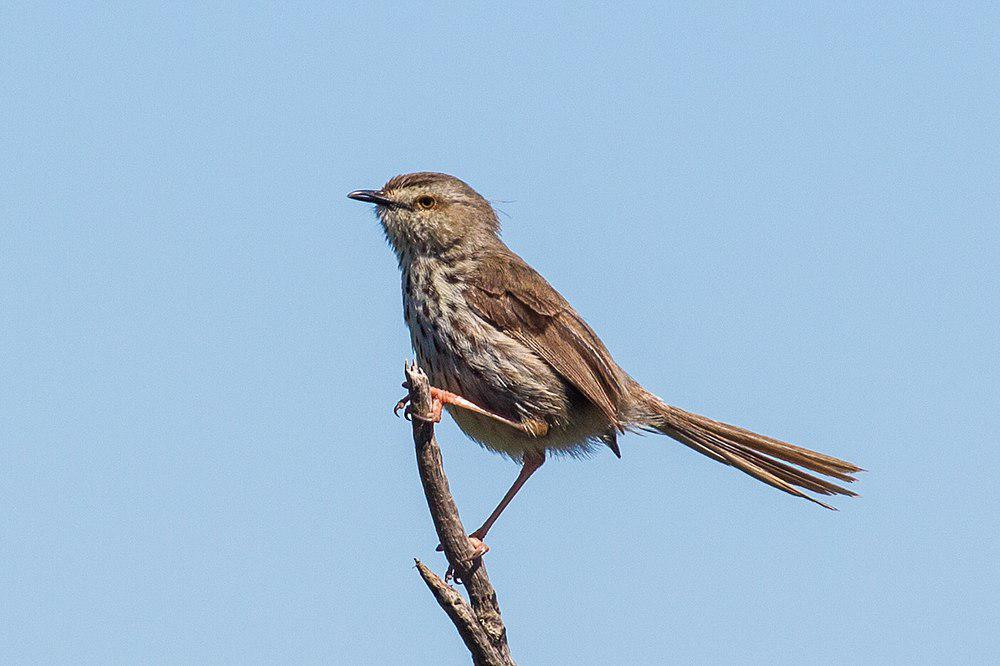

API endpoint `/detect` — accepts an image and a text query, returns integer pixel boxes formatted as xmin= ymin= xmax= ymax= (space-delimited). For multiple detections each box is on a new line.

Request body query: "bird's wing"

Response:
xmin=463 ymin=251 xmax=625 ymax=427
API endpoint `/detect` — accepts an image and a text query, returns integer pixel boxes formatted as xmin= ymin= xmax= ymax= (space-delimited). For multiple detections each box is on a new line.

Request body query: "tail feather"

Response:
xmin=675 ymin=408 xmax=862 ymax=481
xmin=637 ymin=393 xmax=862 ymax=509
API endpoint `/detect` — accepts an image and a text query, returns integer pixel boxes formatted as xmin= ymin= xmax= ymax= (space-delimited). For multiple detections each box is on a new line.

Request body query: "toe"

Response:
xmin=466 ymin=536 xmax=489 ymax=560
xmin=393 ymin=397 xmax=409 ymax=417
xmin=437 ymin=535 xmax=489 ymax=560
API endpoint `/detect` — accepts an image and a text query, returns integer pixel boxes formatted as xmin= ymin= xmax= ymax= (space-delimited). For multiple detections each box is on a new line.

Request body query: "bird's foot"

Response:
xmin=393 ymin=395 xmax=408 ymax=417
xmin=393 ymin=383 xmax=446 ymax=423
xmin=437 ymin=533 xmax=490 ymax=583
xmin=395 ymin=382 xmax=526 ymax=432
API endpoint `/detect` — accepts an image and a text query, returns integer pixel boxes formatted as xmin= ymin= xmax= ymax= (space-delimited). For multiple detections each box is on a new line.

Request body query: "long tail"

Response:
xmin=634 ymin=389 xmax=862 ymax=509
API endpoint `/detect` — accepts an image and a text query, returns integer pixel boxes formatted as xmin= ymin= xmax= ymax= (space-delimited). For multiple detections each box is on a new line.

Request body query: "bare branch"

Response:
xmin=405 ymin=363 xmax=515 ymax=665
xmin=414 ymin=560 xmax=505 ymax=666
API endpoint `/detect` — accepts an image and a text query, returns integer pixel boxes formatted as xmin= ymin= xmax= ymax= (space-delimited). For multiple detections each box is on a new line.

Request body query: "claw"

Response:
xmin=393 ymin=391 xmax=439 ymax=423
xmin=408 ymin=396 xmax=443 ymax=424
xmin=393 ymin=395 xmax=409 ymax=418
xmin=442 ymin=536 xmax=489 ymax=583
xmin=438 ymin=535 xmax=490 ymax=583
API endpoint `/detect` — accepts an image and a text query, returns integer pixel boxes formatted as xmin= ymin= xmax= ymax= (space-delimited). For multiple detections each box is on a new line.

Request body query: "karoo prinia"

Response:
xmin=349 ymin=172 xmax=861 ymax=560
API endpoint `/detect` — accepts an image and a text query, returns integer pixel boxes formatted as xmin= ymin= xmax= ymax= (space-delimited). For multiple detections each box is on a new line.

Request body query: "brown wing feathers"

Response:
xmin=461 ymin=251 xmax=861 ymax=507
xmin=463 ymin=253 xmax=625 ymax=428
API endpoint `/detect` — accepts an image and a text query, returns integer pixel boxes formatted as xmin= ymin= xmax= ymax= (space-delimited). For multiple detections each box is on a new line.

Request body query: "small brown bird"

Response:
xmin=349 ymin=172 xmax=861 ymax=558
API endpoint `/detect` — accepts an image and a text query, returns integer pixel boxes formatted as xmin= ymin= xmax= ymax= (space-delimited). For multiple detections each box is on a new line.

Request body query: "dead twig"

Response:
xmin=405 ymin=362 xmax=515 ymax=666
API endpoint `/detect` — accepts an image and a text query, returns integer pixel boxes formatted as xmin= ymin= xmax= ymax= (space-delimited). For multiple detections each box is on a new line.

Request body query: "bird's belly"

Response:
xmin=405 ymin=288 xmax=607 ymax=455
xmin=448 ymin=402 xmax=612 ymax=460
xmin=411 ymin=307 xmax=564 ymax=417
xmin=408 ymin=309 xmax=613 ymax=459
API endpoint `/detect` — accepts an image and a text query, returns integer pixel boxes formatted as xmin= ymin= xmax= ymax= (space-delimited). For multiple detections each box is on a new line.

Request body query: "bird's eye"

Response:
xmin=416 ymin=195 xmax=436 ymax=209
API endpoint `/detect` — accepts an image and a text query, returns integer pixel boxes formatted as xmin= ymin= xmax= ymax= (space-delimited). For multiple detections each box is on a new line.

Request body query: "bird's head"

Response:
xmin=348 ymin=172 xmax=500 ymax=260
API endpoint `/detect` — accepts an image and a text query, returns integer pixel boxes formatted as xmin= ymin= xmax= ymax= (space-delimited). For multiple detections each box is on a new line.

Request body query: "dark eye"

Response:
xmin=416 ymin=195 xmax=436 ymax=209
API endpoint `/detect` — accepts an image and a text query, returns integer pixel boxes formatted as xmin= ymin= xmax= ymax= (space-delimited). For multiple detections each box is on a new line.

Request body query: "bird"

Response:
xmin=348 ymin=172 xmax=861 ymax=560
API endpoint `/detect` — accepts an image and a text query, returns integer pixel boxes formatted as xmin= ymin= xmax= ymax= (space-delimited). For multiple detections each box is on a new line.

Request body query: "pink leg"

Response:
xmin=439 ymin=450 xmax=546 ymax=581
xmin=395 ymin=385 xmax=537 ymax=434
xmin=438 ymin=449 xmax=546 ymax=565
xmin=470 ymin=449 xmax=546 ymax=540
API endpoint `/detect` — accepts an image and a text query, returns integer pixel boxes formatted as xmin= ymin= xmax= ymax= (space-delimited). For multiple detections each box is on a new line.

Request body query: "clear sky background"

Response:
xmin=2 ymin=3 xmax=998 ymax=664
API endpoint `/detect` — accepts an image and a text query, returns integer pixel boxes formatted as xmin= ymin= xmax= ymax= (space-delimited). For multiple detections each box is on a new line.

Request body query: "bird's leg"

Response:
xmin=437 ymin=449 xmax=546 ymax=578
xmin=395 ymin=382 xmax=533 ymax=434
xmin=470 ymin=449 xmax=546 ymax=541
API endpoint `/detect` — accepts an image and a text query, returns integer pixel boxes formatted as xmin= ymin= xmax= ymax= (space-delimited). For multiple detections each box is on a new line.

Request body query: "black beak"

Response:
xmin=347 ymin=189 xmax=394 ymax=207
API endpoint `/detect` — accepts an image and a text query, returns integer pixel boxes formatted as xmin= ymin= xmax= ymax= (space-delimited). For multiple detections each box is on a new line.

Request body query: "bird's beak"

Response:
xmin=347 ymin=189 xmax=394 ymax=207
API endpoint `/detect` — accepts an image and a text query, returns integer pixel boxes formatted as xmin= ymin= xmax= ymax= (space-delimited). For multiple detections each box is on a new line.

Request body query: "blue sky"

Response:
xmin=2 ymin=3 xmax=998 ymax=664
